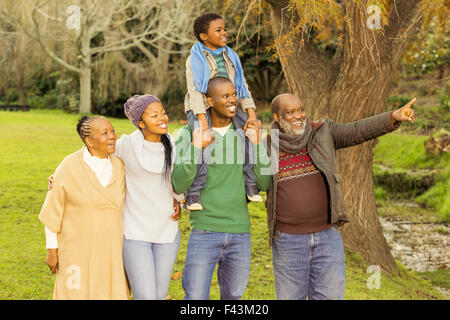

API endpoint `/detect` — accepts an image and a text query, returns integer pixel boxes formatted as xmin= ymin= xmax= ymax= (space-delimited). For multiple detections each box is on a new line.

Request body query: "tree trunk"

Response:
xmin=79 ymin=34 xmax=91 ymax=114
xmin=330 ymin=64 xmax=398 ymax=275
xmin=16 ymin=69 xmax=26 ymax=106
xmin=79 ymin=67 xmax=91 ymax=114
xmin=267 ymin=0 xmax=423 ymax=274
xmin=13 ymin=52 xmax=26 ymax=106
xmin=11 ymin=35 xmax=26 ymax=106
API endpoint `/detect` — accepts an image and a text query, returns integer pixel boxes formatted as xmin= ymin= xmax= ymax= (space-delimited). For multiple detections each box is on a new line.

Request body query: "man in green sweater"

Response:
xmin=172 ymin=77 xmax=271 ymax=300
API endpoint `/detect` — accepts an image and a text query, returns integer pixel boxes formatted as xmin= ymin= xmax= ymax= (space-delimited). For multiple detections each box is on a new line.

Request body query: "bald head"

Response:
xmin=271 ymin=93 xmax=307 ymax=135
xmin=206 ymin=77 xmax=234 ymax=97
xmin=270 ymin=94 xmax=303 ymax=116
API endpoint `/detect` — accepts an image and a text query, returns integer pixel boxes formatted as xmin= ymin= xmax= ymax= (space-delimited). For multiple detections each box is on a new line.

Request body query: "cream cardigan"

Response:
xmin=39 ymin=148 xmax=129 ymax=299
xmin=45 ymin=147 xmax=113 ymax=248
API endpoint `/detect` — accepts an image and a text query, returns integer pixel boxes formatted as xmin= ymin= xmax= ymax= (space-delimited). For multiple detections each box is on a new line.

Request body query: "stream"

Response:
xmin=380 ymin=215 xmax=449 ymax=298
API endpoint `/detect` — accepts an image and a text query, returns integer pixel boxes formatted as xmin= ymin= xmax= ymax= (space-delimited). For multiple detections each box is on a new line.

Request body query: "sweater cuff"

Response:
xmin=240 ymin=98 xmax=256 ymax=112
xmin=389 ymin=111 xmax=401 ymax=130
xmin=45 ymin=226 xmax=58 ymax=249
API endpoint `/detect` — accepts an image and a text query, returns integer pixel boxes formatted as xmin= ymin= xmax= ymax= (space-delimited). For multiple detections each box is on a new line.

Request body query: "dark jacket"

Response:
xmin=265 ymin=111 xmax=400 ymax=247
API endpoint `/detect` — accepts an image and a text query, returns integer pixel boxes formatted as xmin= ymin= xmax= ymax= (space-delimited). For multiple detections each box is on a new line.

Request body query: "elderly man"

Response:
xmin=265 ymin=93 xmax=416 ymax=300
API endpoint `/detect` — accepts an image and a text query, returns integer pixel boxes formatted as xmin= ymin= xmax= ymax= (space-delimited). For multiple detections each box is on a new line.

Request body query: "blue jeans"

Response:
xmin=272 ymin=226 xmax=346 ymax=300
xmin=186 ymin=108 xmax=256 ymax=196
xmin=182 ymin=230 xmax=251 ymax=300
xmin=123 ymin=231 xmax=180 ymax=300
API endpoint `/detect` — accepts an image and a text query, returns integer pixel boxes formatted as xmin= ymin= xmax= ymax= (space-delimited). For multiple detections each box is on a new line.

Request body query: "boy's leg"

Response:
xmin=217 ymin=232 xmax=251 ymax=300
xmin=243 ymin=143 xmax=261 ymax=201
xmin=233 ymin=105 xmax=248 ymax=129
xmin=182 ymin=230 xmax=225 ymax=300
xmin=186 ymin=109 xmax=211 ymax=128
xmin=186 ymin=110 xmax=212 ymax=210
xmin=233 ymin=107 xmax=262 ymax=201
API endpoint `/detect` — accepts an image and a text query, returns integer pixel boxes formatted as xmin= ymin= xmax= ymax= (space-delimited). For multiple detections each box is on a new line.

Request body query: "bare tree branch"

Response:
xmin=30 ymin=3 xmax=81 ymax=74
xmin=384 ymin=0 xmax=424 ymax=65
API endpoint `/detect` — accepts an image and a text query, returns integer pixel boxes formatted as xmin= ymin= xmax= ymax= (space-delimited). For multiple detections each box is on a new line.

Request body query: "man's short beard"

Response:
xmin=278 ymin=116 xmax=305 ymax=136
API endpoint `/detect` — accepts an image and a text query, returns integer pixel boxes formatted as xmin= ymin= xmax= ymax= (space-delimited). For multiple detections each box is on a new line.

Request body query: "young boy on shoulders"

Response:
xmin=184 ymin=13 xmax=262 ymax=210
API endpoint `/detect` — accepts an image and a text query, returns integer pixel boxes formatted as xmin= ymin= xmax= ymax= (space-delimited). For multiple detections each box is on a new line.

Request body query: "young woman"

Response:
xmin=120 ymin=95 xmax=181 ymax=300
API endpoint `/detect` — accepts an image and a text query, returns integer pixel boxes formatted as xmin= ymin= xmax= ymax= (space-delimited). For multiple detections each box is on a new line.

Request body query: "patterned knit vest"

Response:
xmin=275 ymin=148 xmax=331 ymax=234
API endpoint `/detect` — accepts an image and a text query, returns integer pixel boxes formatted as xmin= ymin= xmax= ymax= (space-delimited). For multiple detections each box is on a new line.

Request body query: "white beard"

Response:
xmin=278 ymin=117 xmax=305 ymax=136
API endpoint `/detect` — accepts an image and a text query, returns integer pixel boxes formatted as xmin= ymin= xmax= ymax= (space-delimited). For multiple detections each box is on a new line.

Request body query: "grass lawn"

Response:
xmin=0 ymin=109 xmax=445 ymax=300
xmin=373 ymin=133 xmax=450 ymax=221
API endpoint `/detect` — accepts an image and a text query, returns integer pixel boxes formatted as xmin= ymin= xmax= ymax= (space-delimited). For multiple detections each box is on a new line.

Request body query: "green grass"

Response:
xmin=0 ymin=109 xmax=446 ymax=300
xmin=373 ymin=133 xmax=450 ymax=221
xmin=373 ymin=133 xmax=449 ymax=170
xmin=420 ymin=268 xmax=450 ymax=290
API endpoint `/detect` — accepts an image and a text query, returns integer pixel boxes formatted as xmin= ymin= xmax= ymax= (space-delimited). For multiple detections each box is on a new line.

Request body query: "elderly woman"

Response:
xmin=39 ymin=116 xmax=129 ymax=300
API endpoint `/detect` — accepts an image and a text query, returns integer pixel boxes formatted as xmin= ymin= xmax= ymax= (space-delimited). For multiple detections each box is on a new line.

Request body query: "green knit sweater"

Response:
xmin=172 ymin=124 xmax=271 ymax=233
xmin=212 ymin=53 xmax=228 ymax=78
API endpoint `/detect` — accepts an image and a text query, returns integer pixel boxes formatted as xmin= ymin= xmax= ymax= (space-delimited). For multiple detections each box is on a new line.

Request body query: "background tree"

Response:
xmin=402 ymin=20 xmax=449 ymax=79
xmin=92 ymin=0 xmax=200 ymax=118
xmin=0 ymin=26 xmax=27 ymax=106
xmin=0 ymin=0 xmax=288 ymax=117
xmin=1 ymin=0 xmax=191 ymax=114
xmin=265 ymin=0 xmax=448 ymax=274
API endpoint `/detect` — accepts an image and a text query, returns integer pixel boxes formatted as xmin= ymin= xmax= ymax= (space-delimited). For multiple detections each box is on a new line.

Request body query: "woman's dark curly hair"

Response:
xmin=193 ymin=13 xmax=223 ymax=42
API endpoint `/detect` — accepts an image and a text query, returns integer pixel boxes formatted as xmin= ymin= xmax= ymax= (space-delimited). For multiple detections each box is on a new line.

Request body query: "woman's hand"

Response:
xmin=46 ymin=249 xmax=58 ymax=274
xmin=170 ymin=198 xmax=181 ymax=221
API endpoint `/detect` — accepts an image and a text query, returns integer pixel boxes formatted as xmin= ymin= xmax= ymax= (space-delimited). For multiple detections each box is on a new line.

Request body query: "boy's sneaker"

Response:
xmin=186 ymin=194 xmax=203 ymax=211
xmin=246 ymin=185 xmax=263 ymax=202
xmin=179 ymin=198 xmax=186 ymax=210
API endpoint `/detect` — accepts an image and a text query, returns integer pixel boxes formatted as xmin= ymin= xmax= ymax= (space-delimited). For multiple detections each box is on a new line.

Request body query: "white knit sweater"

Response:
xmin=115 ymin=130 xmax=178 ymax=243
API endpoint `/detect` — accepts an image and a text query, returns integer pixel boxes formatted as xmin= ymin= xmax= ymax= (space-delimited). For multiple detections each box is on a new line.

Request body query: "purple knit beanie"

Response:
xmin=124 ymin=95 xmax=161 ymax=128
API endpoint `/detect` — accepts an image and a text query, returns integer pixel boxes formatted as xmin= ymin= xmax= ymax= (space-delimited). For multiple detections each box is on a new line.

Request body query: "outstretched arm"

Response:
xmin=330 ymin=98 xmax=416 ymax=149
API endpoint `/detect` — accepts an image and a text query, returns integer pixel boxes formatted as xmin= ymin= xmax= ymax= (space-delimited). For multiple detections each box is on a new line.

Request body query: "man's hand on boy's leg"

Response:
xmin=196 ymin=112 xmax=210 ymax=130
xmin=245 ymin=119 xmax=262 ymax=145
xmin=243 ymin=108 xmax=257 ymax=131
xmin=192 ymin=126 xmax=215 ymax=149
